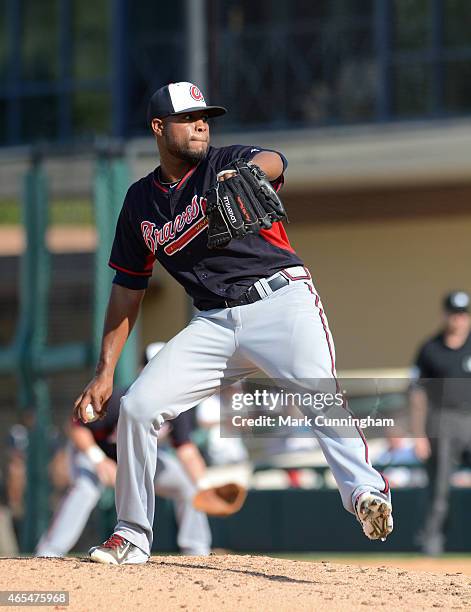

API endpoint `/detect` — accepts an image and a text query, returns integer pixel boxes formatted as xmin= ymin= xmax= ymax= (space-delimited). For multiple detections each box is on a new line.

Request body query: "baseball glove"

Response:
xmin=205 ymin=158 xmax=288 ymax=249
xmin=192 ymin=483 xmax=247 ymax=517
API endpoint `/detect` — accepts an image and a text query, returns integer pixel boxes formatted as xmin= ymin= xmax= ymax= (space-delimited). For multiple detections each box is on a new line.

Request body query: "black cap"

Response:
xmin=147 ymin=82 xmax=227 ymax=125
xmin=443 ymin=290 xmax=470 ymax=313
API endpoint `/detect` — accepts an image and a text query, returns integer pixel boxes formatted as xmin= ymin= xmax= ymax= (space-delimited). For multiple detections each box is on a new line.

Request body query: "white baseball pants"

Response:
xmin=114 ymin=267 xmax=390 ymax=555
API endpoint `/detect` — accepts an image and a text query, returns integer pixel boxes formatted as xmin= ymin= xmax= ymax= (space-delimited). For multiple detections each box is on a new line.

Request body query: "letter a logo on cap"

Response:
xmin=190 ymin=85 xmax=204 ymax=102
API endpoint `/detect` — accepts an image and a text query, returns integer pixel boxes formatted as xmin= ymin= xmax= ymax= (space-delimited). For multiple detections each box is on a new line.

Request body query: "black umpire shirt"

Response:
xmin=414 ymin=331 xmax=471 ymax=410
xmin=109 ymin=144 xmax=303 ymax=310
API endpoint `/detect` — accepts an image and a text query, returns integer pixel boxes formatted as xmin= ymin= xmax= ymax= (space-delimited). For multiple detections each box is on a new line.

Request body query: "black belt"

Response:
xmin=222 ymin=274 xmax=289 ymax=308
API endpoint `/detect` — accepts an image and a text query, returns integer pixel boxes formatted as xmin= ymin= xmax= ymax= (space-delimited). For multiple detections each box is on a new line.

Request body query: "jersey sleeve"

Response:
xmin=168 ymin=409 xmax=194 ymax=448
xmin=109 ymin=185 xmax=156 ymax=290
xmin=409 ymin=343 xmax=433 ymax=396
xmin=414 ymin=344 xmax=434 ymax=379
xmin=211 ymin=145 xmax=288 ymax=190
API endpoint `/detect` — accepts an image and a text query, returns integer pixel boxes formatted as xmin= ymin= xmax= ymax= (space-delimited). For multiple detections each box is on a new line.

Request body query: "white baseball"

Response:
xmin=84 ymin=403 xmax=99 ymax=423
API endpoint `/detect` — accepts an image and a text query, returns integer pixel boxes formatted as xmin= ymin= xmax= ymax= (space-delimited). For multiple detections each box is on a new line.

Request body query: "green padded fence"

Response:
xmin=0 ymin=153 xmax=138 ymax=551
xmin=93 ymin=155 xmax=138 ymax=388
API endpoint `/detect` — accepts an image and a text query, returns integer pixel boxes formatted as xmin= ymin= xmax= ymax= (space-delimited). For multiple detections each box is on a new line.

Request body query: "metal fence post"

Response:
xmin=20 ymin=157 xmax=52 ymax=551
xmin=111 ymin=0 xmax=129 ymax=139
xmin=374 ymin=0 xmax=393 ymax=121
xmin=93 ymin=154 xmax=138 ymax=390
xmin=92 ymin=156 xmax=114 ymax=365
xmin=21 ymin=379 xmax=52 ymax=551
xmin=110 ymin=158 xmax=139 ymax=388
xmin=431 ymin=0 xmax=444 ymax=116
xmin=186 ymin=0 xmax=208 ymax=91
xmin=5 ymin=0 xmax=21 ymax=145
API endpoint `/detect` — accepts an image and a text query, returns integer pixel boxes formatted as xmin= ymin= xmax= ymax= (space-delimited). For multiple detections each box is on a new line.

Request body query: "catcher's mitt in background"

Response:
xmin=205 ymin=158 xmax=288 ymax=249
xmin=193 ymin=483 xmax=247 ymax=517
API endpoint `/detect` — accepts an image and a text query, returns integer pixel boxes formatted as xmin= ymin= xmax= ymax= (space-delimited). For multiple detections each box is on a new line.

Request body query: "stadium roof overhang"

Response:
xmin=212 ymin=118 xmax=471 ymax=193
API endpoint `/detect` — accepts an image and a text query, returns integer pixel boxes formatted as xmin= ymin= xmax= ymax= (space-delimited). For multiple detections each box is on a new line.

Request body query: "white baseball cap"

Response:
xmin=147 ymin=82 xmax=227 ymax=124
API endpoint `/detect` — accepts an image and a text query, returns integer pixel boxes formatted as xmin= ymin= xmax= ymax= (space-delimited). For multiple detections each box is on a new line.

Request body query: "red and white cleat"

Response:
xmin=89 ymin=534 xmax=149 ymax=565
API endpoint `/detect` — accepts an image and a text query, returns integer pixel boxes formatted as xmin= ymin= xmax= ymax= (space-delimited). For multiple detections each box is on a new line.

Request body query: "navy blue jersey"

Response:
xmin=109 ymin=144 xmax=303 ymax=310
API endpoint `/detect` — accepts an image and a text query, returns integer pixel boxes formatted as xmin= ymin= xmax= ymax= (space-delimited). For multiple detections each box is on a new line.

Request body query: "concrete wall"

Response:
xmin=284 ymin=196 xmax=471 ymax=370
xmin=141 ymin=273 xmax=188 ymax=347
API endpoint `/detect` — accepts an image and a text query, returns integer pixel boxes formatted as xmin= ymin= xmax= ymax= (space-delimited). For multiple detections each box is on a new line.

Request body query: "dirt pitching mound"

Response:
xmin=0 ymin=556 xmax=470 ymax=611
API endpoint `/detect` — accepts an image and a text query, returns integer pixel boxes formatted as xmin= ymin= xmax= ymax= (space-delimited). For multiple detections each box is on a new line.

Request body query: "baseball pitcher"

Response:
xmin=73 ymin=82 xmax=393 ymax=564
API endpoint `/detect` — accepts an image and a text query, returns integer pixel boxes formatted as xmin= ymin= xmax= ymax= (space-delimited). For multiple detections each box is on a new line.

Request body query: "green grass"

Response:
xmin=0 ymin=201 xmax=21 ymax=224
xmin=0 ymin=199 xmax=94 ymax=226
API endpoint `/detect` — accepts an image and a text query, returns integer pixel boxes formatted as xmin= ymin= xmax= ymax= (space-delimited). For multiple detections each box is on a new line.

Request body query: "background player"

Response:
xmin=74 ymin=81 xmax=393 ymax=565
xmin=37 ymin=344 xmax=211 ymax=557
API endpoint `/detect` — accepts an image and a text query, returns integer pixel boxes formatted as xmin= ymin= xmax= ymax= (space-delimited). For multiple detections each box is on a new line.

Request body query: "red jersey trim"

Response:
xmin=164 ymin=217 xmax=208 ymax=255
xmin=143 ymin=252 xmax=156 ymax=271
xmin=153 ymin=166 xmax=197 ymax=192
xmin=259 ymin=221 xmax=295 ymax=254
xmin=153 ymin=178 xmax=169 ymax=193
xmin=176 ymin=166 xmax=198 ymax=191
xmin=281 ymin=266 xmax=311 ymax=281
xmin=109 ymin=261 xmax=153 ymax=277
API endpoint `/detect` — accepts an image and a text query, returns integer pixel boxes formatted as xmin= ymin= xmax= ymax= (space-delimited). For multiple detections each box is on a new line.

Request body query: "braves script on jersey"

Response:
xmin=109 ymin=145 xmax=303 ymax=310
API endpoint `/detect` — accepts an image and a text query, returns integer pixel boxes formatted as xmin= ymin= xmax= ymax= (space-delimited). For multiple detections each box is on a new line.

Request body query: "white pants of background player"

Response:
xmin=114 ymin=266 xmax=390 ymax=556
xmin=36 ymin=446 xmax=211 ymax=556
